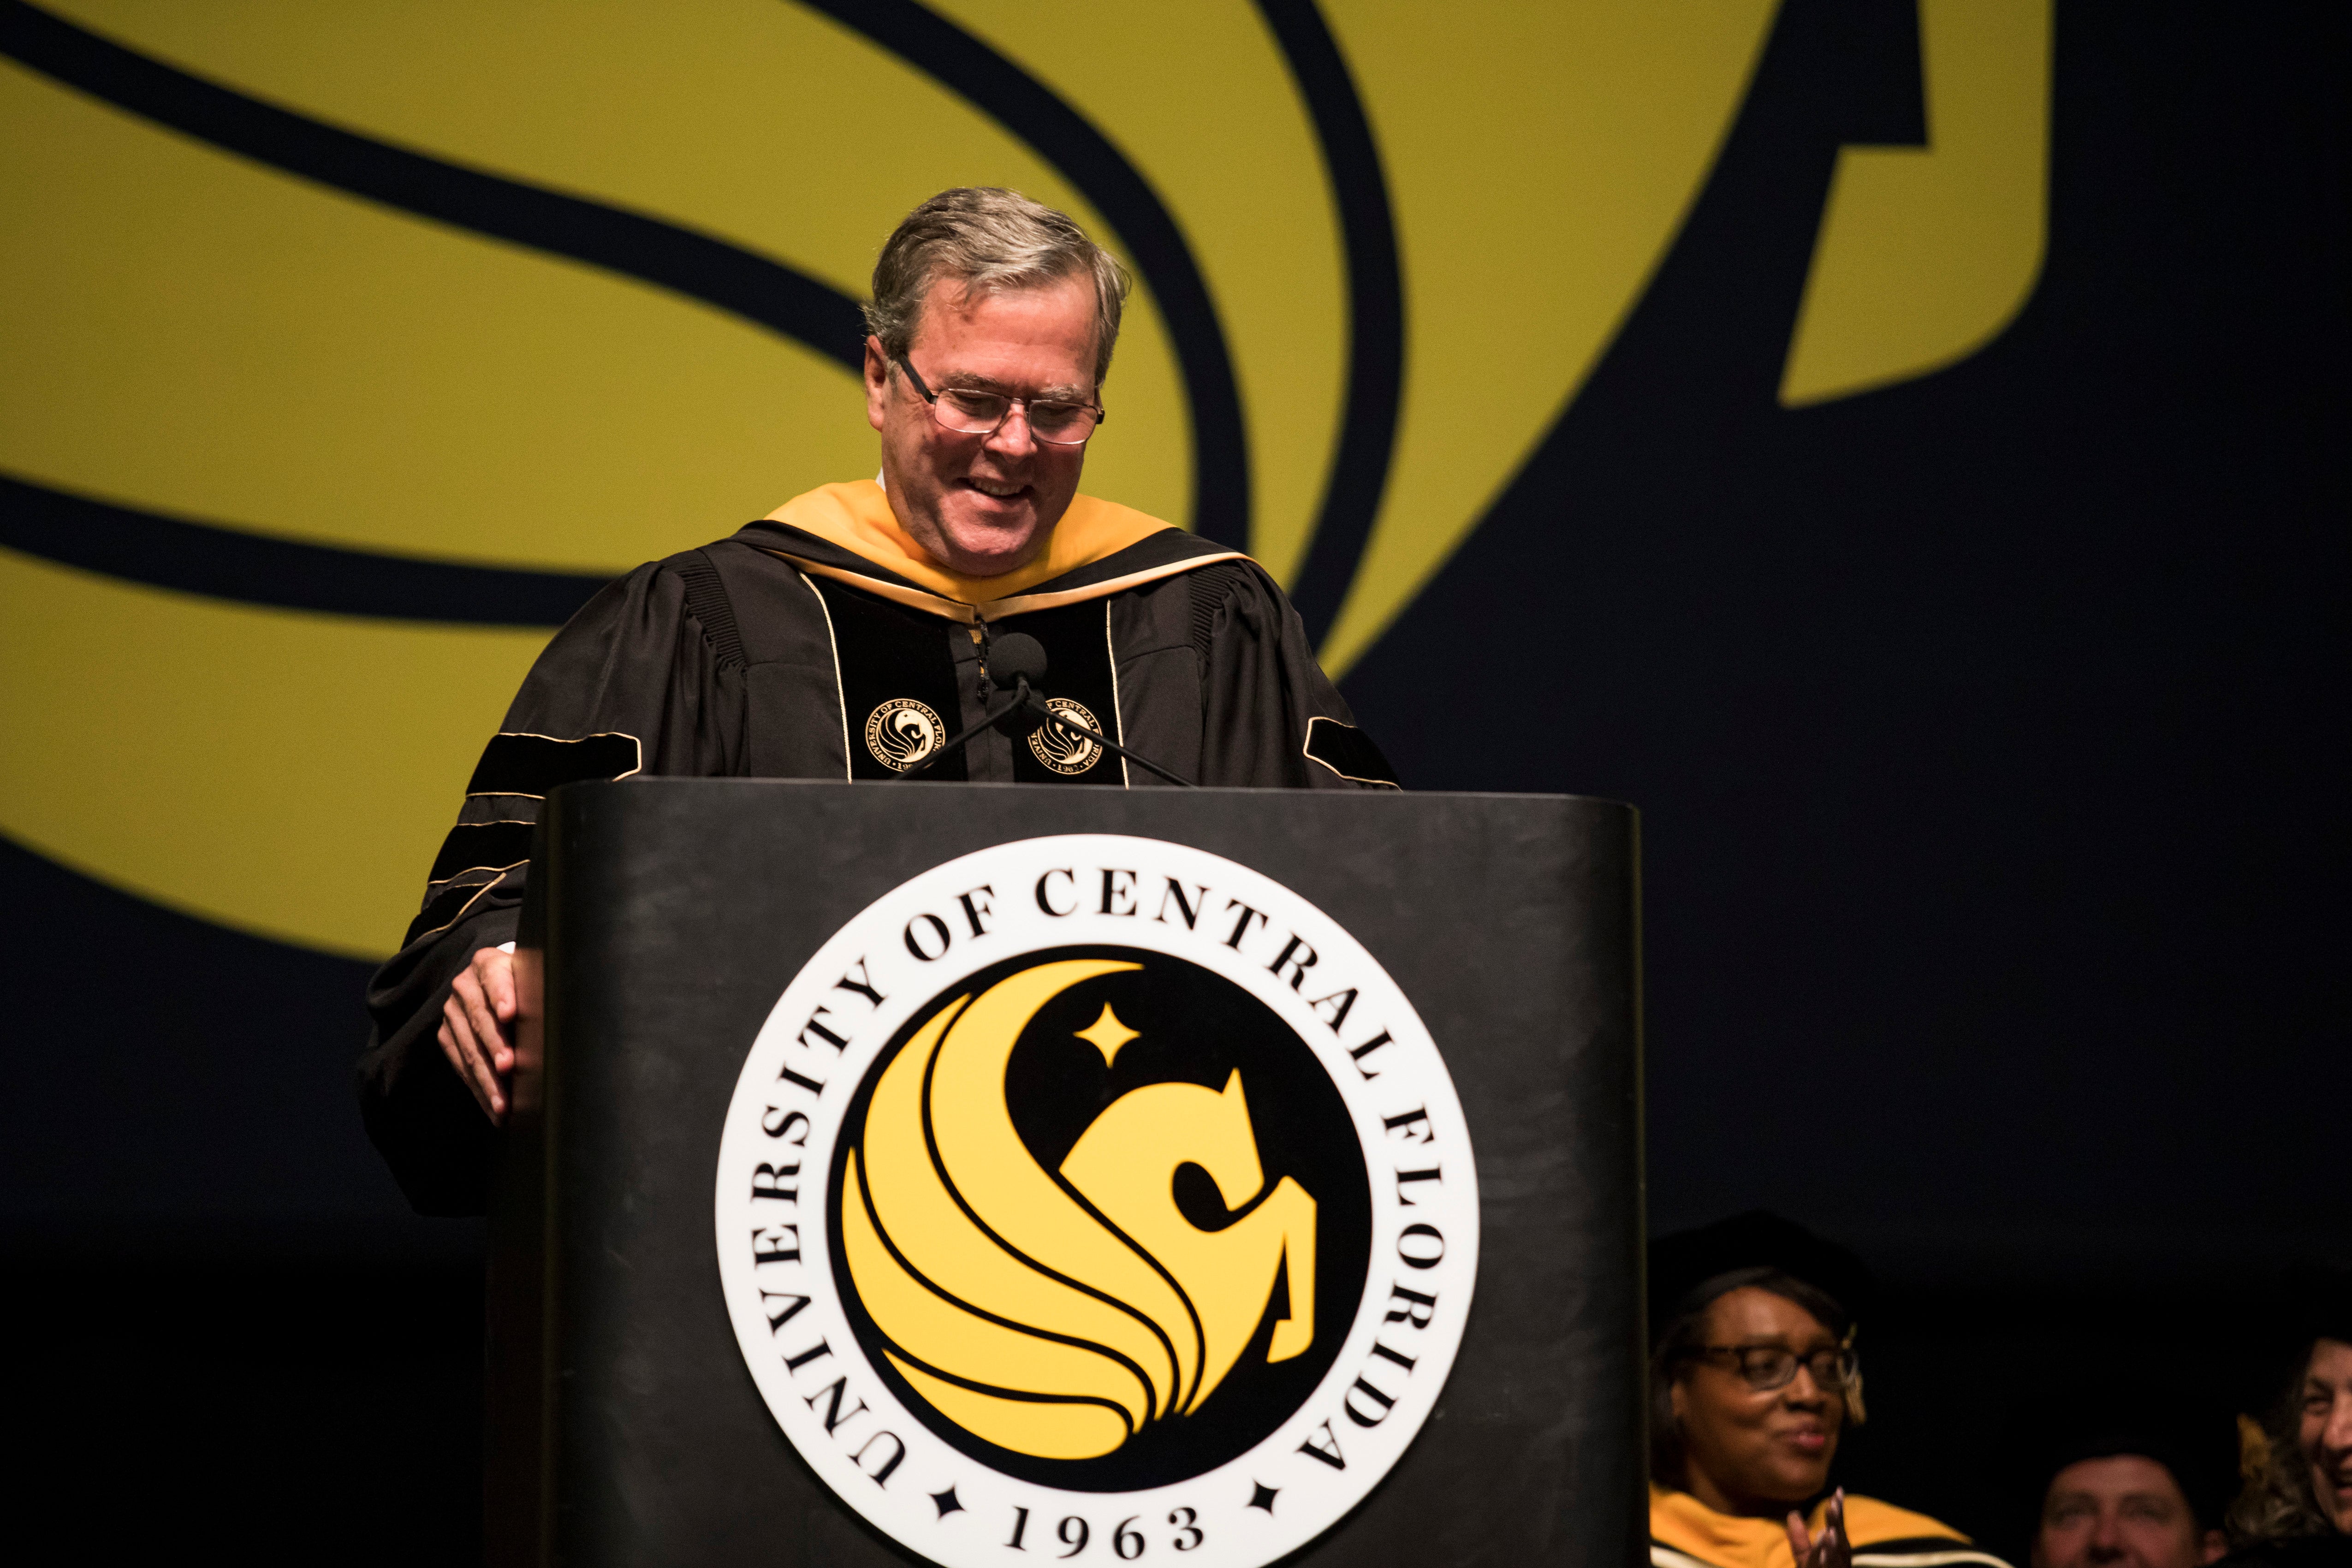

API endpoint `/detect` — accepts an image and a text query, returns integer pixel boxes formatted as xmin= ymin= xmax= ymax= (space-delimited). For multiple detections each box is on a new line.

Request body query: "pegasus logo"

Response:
xmin=839 ymin=958 xmax=1317 ymax=1461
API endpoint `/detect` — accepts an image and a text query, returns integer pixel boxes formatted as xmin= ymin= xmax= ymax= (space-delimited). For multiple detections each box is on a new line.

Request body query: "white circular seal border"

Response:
xmin=715 ymin=834 xmax=1479 ymax=1568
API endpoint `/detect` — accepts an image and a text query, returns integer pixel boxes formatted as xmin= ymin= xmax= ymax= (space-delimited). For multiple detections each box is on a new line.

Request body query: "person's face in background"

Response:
xmin=1669 ymin=1287 xmax=1847 ymax=1515
xmin=2031 ymin=1456 xmax=2225 ymax=1568
xmin=2301 ymin=1338 xmax=2352 ymax=1533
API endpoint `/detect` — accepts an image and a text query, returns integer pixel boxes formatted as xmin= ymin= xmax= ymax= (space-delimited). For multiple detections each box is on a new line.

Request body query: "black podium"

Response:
xmin=491 ymin=780 xmax=1642 ymax=1568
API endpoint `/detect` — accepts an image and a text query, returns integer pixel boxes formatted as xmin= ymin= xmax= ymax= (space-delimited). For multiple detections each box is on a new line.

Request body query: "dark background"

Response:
xmin=1351 ymin=0 xmax=2347 ymax=1551
xmin=4 ymin=2 xmax=2343 ymax=1561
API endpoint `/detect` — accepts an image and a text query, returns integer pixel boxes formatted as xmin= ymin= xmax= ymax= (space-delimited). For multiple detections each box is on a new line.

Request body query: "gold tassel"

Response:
xmin=2237 ymin=1413 xmax=2270 ymax=1483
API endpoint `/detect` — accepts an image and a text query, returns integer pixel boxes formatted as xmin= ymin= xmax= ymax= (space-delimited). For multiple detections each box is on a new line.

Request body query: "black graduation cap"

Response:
xmin=2247 ymin=1261 xmax=2352 ymax=1412
xmin=2285 ymin=1262 xmax=2352 ymax=1348
xmin=1647 ymin=1210 xmax=1877 ymax=1339
xmin=2027 ymin=1390 xmax=2243 ymax=1531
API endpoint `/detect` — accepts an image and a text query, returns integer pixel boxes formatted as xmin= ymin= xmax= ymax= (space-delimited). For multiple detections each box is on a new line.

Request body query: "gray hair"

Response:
xmin=863 ymin=187 xmax=1130 ymax=387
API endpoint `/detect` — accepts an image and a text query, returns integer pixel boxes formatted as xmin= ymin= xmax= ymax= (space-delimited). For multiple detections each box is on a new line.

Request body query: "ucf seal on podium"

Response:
xmin=714 ymin=834 xmax=1479 ymax=1568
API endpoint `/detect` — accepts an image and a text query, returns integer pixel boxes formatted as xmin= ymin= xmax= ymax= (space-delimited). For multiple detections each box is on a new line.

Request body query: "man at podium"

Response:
xmin=357 ymin=186 xmax=1395 ymax=1213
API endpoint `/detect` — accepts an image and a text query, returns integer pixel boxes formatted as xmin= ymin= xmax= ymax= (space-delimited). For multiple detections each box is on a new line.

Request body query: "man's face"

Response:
xmin=2032 ymin=1456 xmax=2224 ymax=1568
xmin=2301 ymin=1338 xmax=2352 ymax=1533
xmin=864 ymin=274 xmax=1096 ymax=578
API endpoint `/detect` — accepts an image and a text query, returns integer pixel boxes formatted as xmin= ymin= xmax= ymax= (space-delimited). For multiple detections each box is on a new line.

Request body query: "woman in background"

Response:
xmin=1648 ymin=1212 xmax=2011 ymax=1568
xmin=2223 ymin=1268 xmax=2352 ymax=1567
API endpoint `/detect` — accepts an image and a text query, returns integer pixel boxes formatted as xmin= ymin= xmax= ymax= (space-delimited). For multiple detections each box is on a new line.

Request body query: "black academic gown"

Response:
xmin=357 ymin=517 xmax=1396 ymax=1214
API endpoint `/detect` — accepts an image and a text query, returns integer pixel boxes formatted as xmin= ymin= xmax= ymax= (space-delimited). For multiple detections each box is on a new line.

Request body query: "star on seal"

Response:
xmin=1074 ymin=1003 xmax=1140 ymax=1065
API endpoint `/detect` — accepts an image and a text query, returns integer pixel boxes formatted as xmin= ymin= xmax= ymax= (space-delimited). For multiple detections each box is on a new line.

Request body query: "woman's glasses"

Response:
xmin=1691 ymin=1343 xmax=1860 ymax=1393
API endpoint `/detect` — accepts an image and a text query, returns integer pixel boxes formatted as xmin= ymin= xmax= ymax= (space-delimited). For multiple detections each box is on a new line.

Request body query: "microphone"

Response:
xmin=899 ymin=632 xmax=1194 ymax=786
xmin=986 ymin=633 xmax=1050 ymax=737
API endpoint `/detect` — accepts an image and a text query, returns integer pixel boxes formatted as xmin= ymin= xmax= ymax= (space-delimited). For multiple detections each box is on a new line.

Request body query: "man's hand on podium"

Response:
xmin=440 ymin=945 xmax=517 ymax=1123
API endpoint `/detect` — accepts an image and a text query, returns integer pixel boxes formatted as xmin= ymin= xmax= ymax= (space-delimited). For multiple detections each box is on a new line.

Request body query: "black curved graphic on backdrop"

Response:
xmin=1253 ymin=0 xmax=1405 ymax=643
xmin=802 ymin=0 xmax=1252 ymax=549
xmin=0 ymin=473 xmax=610 ymax=624
xmin=1345 ymin=0 xmax=1930 ymax=724
xmin=0 ymin=0 xmax=862 ymax=621
xmin=0 ymin=1 xmax=868 ymax=370
xmin=1342 ymin=0 xmax=1930 ymax=689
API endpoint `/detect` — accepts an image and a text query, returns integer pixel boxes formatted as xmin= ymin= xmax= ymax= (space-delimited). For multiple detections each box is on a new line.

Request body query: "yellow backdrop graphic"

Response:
xmin=1779 ymin=0 xmax=2050 ymax=405
xmin=0 ymin=0 xmax=2049 ymax=958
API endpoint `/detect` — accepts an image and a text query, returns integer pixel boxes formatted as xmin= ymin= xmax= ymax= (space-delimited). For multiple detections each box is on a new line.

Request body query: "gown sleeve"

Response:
xmin=356 ymin=555 xmax=745 ymax=1215
xmin=1197 ymin=564 xmax=1400 ymax=790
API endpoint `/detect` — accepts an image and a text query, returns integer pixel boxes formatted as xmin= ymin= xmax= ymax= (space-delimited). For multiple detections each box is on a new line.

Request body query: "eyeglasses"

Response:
xmin=895 ymin=356 xmax=1105 ymax=446
xmin=1691 ymin=1343 xmax=1860 ymax=1394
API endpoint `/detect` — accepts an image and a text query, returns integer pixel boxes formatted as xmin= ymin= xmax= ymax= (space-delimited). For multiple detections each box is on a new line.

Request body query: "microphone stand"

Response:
xmin=898 ymin=676 xmax=1195 ymax=787
xmin=1029 ymin=696 xmax=1195 ymax=788
xmin=897 ymin=684 xmax=1026 ymax=781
